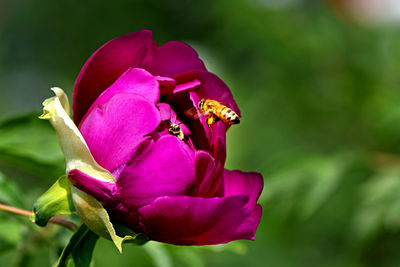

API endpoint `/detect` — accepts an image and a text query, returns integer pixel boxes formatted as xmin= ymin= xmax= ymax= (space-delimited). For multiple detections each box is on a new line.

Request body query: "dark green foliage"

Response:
xmin=0 ymin=113 xmax=64 ymax=179
xmin=0 ymin=172 xmax=26 ymax=208
xmin=57 ymin=224 xmax=99 ymax=267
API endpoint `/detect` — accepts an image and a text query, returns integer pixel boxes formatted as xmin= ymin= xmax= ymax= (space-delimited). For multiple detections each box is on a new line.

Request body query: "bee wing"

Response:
xmin=184 ymin=107 xmax=201 ymax=119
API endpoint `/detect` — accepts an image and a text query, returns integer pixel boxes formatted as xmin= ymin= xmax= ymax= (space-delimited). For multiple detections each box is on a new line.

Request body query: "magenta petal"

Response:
xmin=138 ymin=195 xmax=258 ymax=245
xmin=248 ymin=204 xmax=263 ymax=235
xmin=79 ymin=94 xmax=161 ymax=173
xmin=203 ymin=124 xmax=227 ymax=197
xmin=156 ymin=75 xmax=176 ymax=87
xmin=68 ymin=169 xmax=117 ymax=204
xmin=193 ymin=151 xmax=216 ymax=196
xmin=157 ymin=76 xmax=176 ymax=96
xmin=173 ymin=79 xmax=202 ymax=94
xmin=223 ymin=169 xmax=264 ymax=210
xmin=73 ymin=30 xmax=157 ymax=124
xmin=157 ymin=103 xmax=177 ymax=121
xmin=92 ymin=68 xmax=159 ymax=105
xmin=148 ymin=41 xmax=206 ymax=77
xmin=235 ymin=204 xmax=262 ymax=241
xmin=117 ymin=135 xmax=196 ymax=209
xmin=79 ymin=68 xmax=160 ymax=126
xmin=160 ymin=78 xmax=202 ymax=96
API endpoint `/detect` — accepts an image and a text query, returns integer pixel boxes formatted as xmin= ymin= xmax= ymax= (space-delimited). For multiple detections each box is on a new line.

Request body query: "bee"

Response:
xmin=198 ymin=99 xmax=240 ymax=127
xmin=168 ymin=123 xmax=185 ymax=140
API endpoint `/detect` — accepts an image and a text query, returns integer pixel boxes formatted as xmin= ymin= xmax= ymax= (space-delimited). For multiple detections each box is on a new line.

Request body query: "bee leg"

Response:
xmin=206 ymin=115 xmax=214 ymax=128
xmin=178 ymin=131 xmax=185 ymax=140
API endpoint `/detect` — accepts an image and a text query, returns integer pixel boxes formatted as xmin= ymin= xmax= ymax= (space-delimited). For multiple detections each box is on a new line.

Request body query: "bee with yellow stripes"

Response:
xmin=198 ymin=99 xmax=240 ymax=127
xmin=168 ymin=123 xmax=185 ymax=140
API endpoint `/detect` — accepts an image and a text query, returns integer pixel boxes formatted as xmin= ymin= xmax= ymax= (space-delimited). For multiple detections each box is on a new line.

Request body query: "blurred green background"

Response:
xmin=2 ymin=0 xmax=400 ymax=266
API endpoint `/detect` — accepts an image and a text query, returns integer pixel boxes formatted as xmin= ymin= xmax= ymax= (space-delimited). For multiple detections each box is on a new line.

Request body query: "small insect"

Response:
xmin=168 ymin=123 xmax=185 ymax=140
xmin=198 ymin=99 xmax=240 ymax=127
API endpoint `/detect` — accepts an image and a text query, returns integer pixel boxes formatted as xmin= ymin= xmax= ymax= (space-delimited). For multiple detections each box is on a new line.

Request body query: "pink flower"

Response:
xmin=66 ymin=30 xmax=263 ymax=245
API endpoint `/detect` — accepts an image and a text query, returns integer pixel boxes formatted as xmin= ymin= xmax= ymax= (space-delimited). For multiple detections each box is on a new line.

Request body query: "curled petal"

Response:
xmin=223 ymin=169 xmax=264 ymax=210
xmin=68 ymin=169 xmax=117 ymax=204
xmin=117 ymin=135 xmax=196 ymax=209
xmin=39 ymin=88 xmax=114 ymax=183
xmin=172 ymin=79 xmax=202 ymax=94
xmin=156 ymin=76 xmax=176 ymax=94
xmin=138 ymin=195 xmax=259 ymax=245
xmin=246 ymin=204 xmax=262 ymax=236
xmin=204 ymin=124 xmax=228 ymax=197
xmin=160 ymin=78 xmax=202 ymax=96
xmin=229 ymin=204 xmax=262 ymax=242
xmin=193 ymin=151 xmax=216 ymax=196
xmin=79 ymin=68 xmax=160 ymax=124
xmin=148 ymin=41 xmax=206 ymax=77
xmin=157 ymin=103 xmax=177 ymax=122
xmin=51 ymin=87 xmax=70 ymax=116
xmin=73 ymin=30 xmax=157 ymax=124
xmin=79 ymin=93 xmax=161 ymax=173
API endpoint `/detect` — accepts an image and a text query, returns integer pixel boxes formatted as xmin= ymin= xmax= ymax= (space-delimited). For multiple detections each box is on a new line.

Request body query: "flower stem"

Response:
xmin=0 ymin=203 xmax=78 ymax=231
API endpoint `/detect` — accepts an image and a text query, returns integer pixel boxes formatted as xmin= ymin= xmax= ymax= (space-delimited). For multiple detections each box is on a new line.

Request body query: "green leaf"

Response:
xmin=352 ymin=170 xmax=400 ymax=240
xmin=170 ymin=247 xmax=205 ymax=267
xmin=0 ymin=219 xmax=23 ymax=249
xmin=57 ymin=224 xmax=99 ymax=267
xmin=0 ymin=172 xmax=26 ymax=208
xmin=299 ymin=156 xmax=349 ymax=219
xmin=33 ymin=175 xmax=75 ymax=227
xmin=0 ymin=173 xmax=29 ymax=252
xmin=143 ymin=242 xmax=172 ymax=267
xmin=0 ymin=113 xmax=64 ymax=178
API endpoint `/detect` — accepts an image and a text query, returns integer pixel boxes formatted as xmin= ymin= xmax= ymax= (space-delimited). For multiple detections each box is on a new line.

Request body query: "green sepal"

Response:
xmin=33 ymin=175 xmax=75 ymax=227
xmin=114 ymin=223 xmax=149 ymax=246
xmin=57 ymin=224 xmax=99 ymax=267
xmin=71 ymin=186 xmax=145 ymax=253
